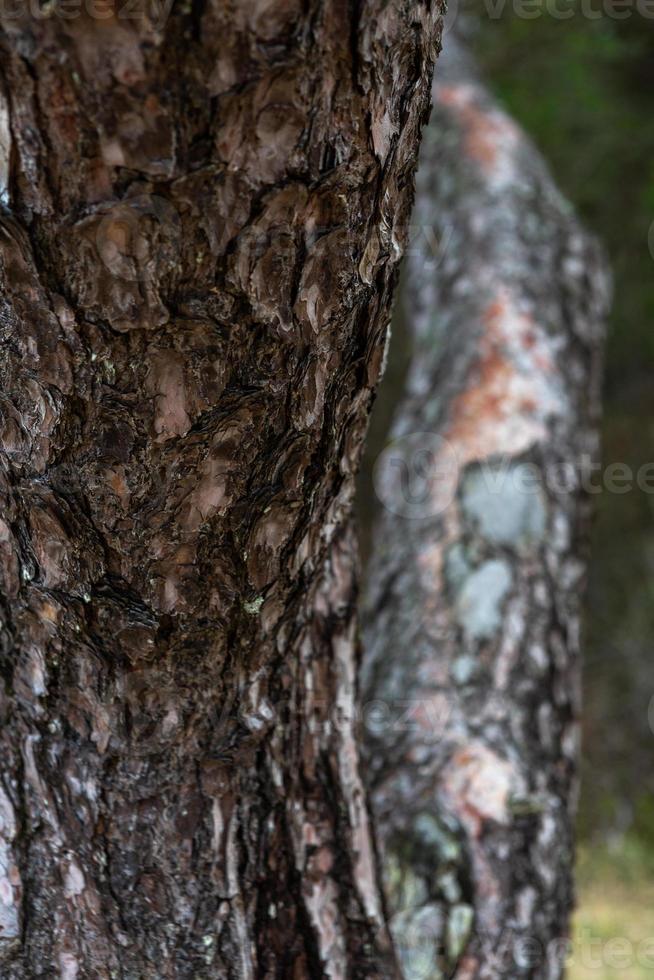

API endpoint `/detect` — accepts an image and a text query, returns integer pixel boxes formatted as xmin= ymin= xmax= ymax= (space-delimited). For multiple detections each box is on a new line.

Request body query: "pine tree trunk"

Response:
xmin=0 ymin=5 xmax=441 ymax=976
xmin=362 ymin=36 xmax=610 ymax=980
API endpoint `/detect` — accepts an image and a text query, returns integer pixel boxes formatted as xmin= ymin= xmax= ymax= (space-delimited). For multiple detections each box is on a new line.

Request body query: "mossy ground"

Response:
xmin=571 ymin=842 xmax=654 ymax=979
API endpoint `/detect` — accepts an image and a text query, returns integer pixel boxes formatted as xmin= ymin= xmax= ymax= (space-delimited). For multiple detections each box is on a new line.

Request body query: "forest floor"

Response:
xmin=571 ymin=844 xmax=654 ymax=979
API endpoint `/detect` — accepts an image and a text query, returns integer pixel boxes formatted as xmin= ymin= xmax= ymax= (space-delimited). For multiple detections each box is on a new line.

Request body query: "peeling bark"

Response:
xmin=362 ymin=38 xmax=610 ymax=980
xmin=0 ymin=4 xmax=442 ymax=976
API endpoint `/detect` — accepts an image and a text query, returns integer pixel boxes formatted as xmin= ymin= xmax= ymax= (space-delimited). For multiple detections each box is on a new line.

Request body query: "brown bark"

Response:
xmin=362 ymin=36 xmax=610 ymax=980
xmin=0 ymin=3 xmax=442 ymax=976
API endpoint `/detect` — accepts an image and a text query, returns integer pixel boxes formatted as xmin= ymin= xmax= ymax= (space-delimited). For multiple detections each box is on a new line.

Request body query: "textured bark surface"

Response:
xmin=362 ymin=38 xmax=610 ymax=980
xmin=0 ymin=4 xmax=442 ymax=977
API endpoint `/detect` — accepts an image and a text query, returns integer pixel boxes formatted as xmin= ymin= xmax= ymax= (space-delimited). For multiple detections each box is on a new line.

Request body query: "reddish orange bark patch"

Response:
xmin=446 ymin=297 xmax=514 ymax=454
xmin=438 ymin=84 xmax=518 ymax=175
xmin=444 ymin=291 xmax=555 ymax=464
xmin=456 ymin=955 xmax=481 ymax=980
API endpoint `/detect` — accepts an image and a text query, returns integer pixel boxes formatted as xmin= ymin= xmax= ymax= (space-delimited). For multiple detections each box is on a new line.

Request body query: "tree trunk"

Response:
xmin=362 ymin=36 xmax=610 ymax=980
xmin=0 ymin=4 xmax=441 ymax=976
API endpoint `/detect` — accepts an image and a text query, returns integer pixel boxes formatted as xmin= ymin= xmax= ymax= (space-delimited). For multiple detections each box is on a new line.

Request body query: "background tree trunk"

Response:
xmin=0 ymin=4 xmax=441 ymax=976
xmin=362 ymin=35 xmax=610 ymax=980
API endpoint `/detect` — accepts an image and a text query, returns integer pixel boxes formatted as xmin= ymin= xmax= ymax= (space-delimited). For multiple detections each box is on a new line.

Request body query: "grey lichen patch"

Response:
xmin=392 ymin=904 xmax=445 ymax=980
xmin=242 ymin=596 xmax=264 ymax=616
xmin=455 ymin=559 xmax=512 ymax=642
xmin=460 ymin=462 xmax=547 ymax=551
xmin=0 ymin=91 xmax=11 ymax=206
xmin=444 ymin=543 xmax=471 ymax=593
xmin=414 ymin=812 xmax=461 ymax=863
xmin=437 ymin=870 xmax=461 ymax=904
xmin=451 ymin=654 xmax=477 ymax=685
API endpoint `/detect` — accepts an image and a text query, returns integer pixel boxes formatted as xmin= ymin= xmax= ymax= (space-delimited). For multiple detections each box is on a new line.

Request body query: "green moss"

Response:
xmin=446 ymin=904 xmax=474 ymax=962
xmin=573 ymin=838 xmax=654 ymax=979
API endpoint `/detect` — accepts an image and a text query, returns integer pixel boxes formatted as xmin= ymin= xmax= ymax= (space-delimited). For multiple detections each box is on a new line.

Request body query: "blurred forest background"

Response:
xmin=358 ymin=4 xmax=654 ymax=975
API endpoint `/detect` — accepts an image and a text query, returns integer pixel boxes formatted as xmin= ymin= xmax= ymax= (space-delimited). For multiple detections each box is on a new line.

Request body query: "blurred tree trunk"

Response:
xmin=0 ymin=4 xmax=441 ymax=977
xmin=363 ymin=36 xmax=610 ymax=980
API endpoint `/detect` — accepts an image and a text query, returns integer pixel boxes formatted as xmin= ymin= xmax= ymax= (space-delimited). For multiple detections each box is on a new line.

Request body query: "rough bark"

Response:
xmin=362 ymin=37 xmax=610 ymax=980
xmin=0 ymin=4 xmax=442 ymax=977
